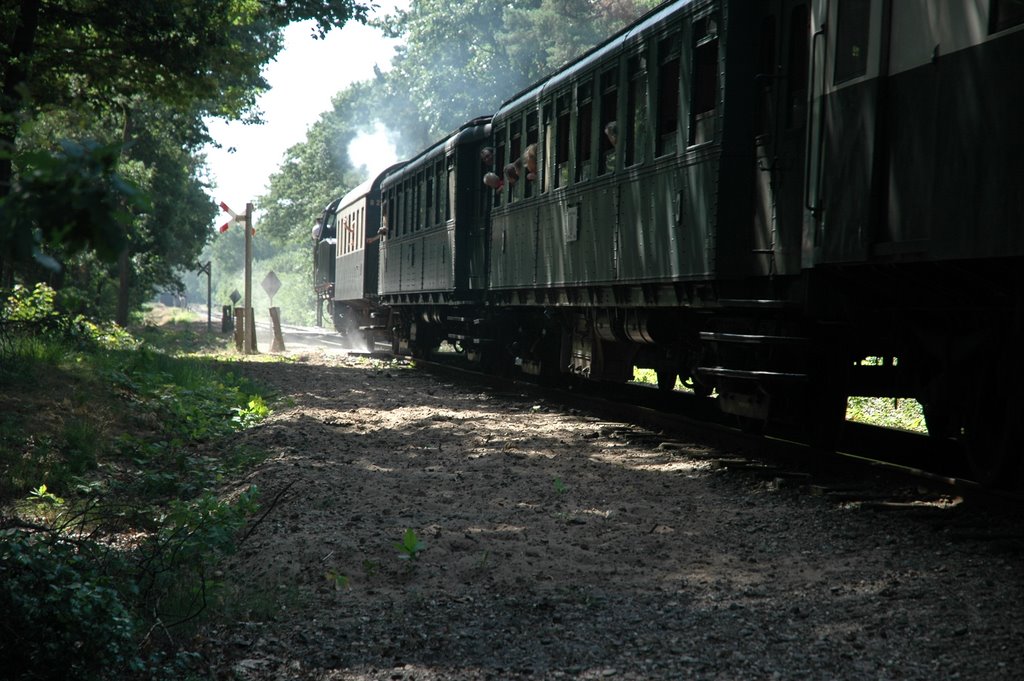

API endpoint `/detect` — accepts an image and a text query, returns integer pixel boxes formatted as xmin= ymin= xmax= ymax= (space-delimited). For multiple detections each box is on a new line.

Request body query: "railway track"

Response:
xmin=403 ymin=353 xmax=1024 ymax=510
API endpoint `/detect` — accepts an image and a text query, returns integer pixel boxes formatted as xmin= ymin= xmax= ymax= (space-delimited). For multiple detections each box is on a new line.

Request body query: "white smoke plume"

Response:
xmin=347 ymin=121 xmax=400 ymax=177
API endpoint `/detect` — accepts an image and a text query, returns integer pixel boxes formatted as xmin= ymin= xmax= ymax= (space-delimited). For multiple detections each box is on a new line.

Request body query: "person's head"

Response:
xmin=604 ymin=121 xmax=618 ymax=146
xmin=523 ymin=144 xmax=538 ymax=178
xmin=480 ymin=146 xmax=494 ymax=166
xmin=483 ymin=172 xmax=503 ymax=190
xmin=504 ymin=162 xmax=519 ymax=184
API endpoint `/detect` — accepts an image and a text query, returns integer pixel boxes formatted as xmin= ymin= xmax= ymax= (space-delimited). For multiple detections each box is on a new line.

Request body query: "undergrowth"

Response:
xmin=0 ymin=284 xmax=272 ymax=680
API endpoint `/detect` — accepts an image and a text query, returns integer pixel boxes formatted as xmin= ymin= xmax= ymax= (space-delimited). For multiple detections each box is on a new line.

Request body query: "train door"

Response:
xmin=803 ymin=0 xmax=890 ymax=264
xmin=753 ymin=0 xmax=809 ymax=277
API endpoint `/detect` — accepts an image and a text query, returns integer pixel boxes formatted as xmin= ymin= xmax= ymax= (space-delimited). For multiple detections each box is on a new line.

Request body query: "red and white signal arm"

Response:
xmin=218 ymin=201 xmax=251 ymax=234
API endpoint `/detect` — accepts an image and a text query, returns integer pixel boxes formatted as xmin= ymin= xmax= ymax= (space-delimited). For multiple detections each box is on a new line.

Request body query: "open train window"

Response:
xmin=626 ymin=54 xmax=647 ymax=166
xmin=657 ymin=32 xmax=681 ymax=156
xmin=575 ymin=81 xmax=593 ymax=183
xmin=991 ymin=0 xmax=1024 ymax=32
xmin=689 ymin=16 xmax=718 ymax=146
xmin=510 ymin=119 xmax=522 ymax=203
xmin=834 ymin=0 xmax=870 ymax=83
xmin=425 ymin=170 xmax=434 ymax=228
xmin=542 ymin=103 xmax=553 ymax=193
xmin=555 ymin=94 xmax=571 ymax=188
xmin=494 ymin=127 xmax=506 ymax=207
xmin=525 ymin=110 xmax=539 ymax=198
xmin=415 ymin=170 xmax=424 ymax=231
xmin=446 ymin=155 xmax=455 ymax=221
xmin=396 ymin=185 xmax=404 ymax=237
xmin=598 ymin=69 xmax=618 ymax=175
xmin=434 ymin=160 xmax=444 ymax=225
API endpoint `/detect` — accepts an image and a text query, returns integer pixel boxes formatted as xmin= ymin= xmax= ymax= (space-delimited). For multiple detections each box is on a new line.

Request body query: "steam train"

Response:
xmin=311 ymin=0 xmax=1024 ymax=486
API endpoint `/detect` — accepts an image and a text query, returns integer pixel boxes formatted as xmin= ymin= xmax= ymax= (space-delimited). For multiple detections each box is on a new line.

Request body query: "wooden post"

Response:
xmin=233 ymin=307 xmax=244 ymax=351
xmin=243 ymin=202 xmax=254 ymax=354
xmin=269 ymin=307 xmax=286 ymax=352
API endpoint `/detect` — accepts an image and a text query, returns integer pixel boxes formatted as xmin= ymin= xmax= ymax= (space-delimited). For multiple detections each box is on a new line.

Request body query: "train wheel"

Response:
xmin=803 ymin=352 xmax=848 ymax=450
xmin=656 ymin=368 xmax=677 ymax=392
xmin=962 ymin=376 xmax=1022 ymax=488
xmin=683 ymin=376 xmax=712 ymax=398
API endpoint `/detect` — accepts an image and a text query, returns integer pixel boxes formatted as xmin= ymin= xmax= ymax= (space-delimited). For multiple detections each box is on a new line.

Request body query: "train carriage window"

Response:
xmin=598 ymin=69 xmax=618 ymax=175
xmin=657 ymin=33 xmax=681 ymax=156
xmin=422 ymin=171 xmax=429 ymax=229
xmin=396 ymin=185 xmax=404 ymax=237
xmin=510 ymin=120 xmax=523 ymax=203
xmin=575 ymin=81 xmax=593 ymax=183
xmin=834 ymin=0 xmax=870 ymax=83
xmin=542 ymin=103 xmax=554 ymax=193
xmin=525 ymin=111 xmax=539 ymax=197
xmin=404 ymin=181 xmax=412 ymax=235
xmin=555 ymin=94 xmax=571 ymax=188
xmin=414 ymin=171 xmax=423 ymax=231
xmin=344 ymin=212 xmax=350 ymax=254
xmin=786 ymin=5 xmax=809 ymax=129
xmin=990 ymin=0 xmax=1024 ymax=33
xmin=434 ymin=160 xmax=444 ymax=224
xmin=425 ymin=168 xmax=434 ymax=227
xmin=446 ymin=155 xmax=455 ymax=221
xmin=689 ymin=16 xmax=718 ymax=146
xmin=494 ymin=128 xmax=506 ymax=207
xmin=626 ymin=55 xmax=647 ymax=166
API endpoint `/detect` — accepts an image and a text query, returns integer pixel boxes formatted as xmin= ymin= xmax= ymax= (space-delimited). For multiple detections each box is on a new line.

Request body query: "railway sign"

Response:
xmin=261 ymin=270 xmax=281 ymax=306
xmin=218 ymin=201 xmax=247 ymax=233
xmin=230 ymin=289 xmax=241 ymax=305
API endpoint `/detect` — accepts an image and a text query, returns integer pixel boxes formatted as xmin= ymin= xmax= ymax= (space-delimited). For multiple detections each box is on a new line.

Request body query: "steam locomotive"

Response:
xmin=311 ymin=0 xmax=1024 ymax=486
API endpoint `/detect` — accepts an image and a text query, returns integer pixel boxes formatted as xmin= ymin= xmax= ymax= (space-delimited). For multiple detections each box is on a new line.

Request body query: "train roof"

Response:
xmin=335 ymin=161 xmax=407 ymax=213
xmin=381 ymin=116 xmax=492 ymax=187
xmin=494 ymin=0 xmax=696 ymax=119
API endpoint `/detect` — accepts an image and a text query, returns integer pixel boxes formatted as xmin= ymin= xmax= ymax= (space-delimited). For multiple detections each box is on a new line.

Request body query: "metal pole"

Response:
xmin=205 ymin=262 xmax=212 ymax=333
xmin=243 ymin=202 xmax=254 ymax=354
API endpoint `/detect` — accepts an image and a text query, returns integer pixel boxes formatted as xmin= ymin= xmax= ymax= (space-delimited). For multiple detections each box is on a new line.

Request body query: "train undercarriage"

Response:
xmin=385 ymin=280 xmax=1024 ymax=489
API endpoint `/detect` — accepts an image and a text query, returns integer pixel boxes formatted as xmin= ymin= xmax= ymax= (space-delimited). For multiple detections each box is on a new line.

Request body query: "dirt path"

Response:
xmin=200 ymin=352 xmax=1024 ymax=680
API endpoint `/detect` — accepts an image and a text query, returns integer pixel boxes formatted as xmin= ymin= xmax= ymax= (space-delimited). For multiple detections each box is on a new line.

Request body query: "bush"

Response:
xmin=0 ymin=529 xmax=138 ymax=680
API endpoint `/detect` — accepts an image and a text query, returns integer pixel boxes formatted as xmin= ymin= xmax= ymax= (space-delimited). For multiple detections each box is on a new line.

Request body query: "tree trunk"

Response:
xmin=115 ymin=246 xmax=130 ymax=326
xmin=0 ymin=0 xmax=43 ymax=288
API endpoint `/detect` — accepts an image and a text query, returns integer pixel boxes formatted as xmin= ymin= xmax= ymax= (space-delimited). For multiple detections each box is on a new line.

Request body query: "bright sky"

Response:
xmin=204 ymin=2 xmax=407 ymax=219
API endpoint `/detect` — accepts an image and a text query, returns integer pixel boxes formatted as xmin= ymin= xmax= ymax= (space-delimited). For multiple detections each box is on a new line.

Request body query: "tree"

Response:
xmin=1 ymin=0 xmax=369 ymax=315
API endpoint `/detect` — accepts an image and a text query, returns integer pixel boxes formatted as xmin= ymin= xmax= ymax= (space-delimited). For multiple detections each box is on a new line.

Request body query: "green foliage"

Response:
xmin=0 ymin=529 xmax=138 ymax=681
xmin=846 ymin=396 xmax=927 ymax=433
xmin=28 ymin=483 xmax=64 ymax=507
xmin=553 ymin=477 xmax=568 ymax=495
xmin=395 ymin=528 xmax=426 ymax=563
xmin=0 ymin=140 xmax=148 ymax=273
xmin=2 ymin=0 xmax=370 ymax=320
xmin=325 ymin=569 xmax=351 ymax=591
